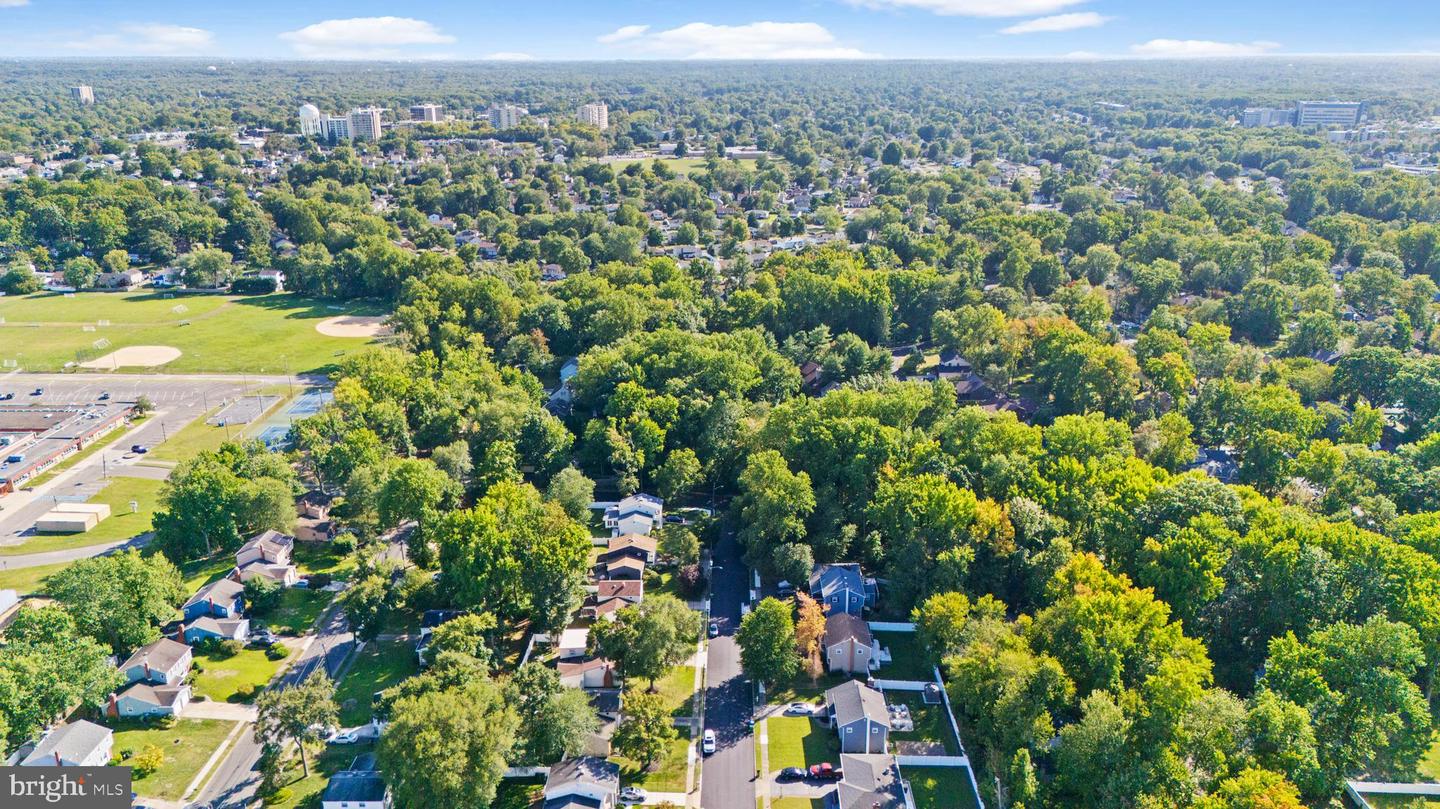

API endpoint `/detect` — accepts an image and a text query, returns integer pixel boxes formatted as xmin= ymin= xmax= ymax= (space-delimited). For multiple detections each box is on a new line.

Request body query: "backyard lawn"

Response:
xmin=260 ymin=587 xmax=332 ymax=636
xmin=765 ymin=715 xmax=837 ymax=772
xmin=177 ymin=553 xmax=235 ymax=592
xmin=492 ymin=777 xmax=545 ymax=809
xmin=614 ymin=730 xmax=691 ymax=792
xmin=874 ymin=631 xmax=935 ymax=681
xmin=294 ymin=542 xmax=358 ymax=581
xmin=905 ymin=765 xmax=981 ymax=809
xmin=334 ymin=640 xmax=417 ymax=727
xmin=768 ymin=672 xmax=848 ymax=705
xmin=656 ymin=664 xmax=698 ymax=718
xmin=110 ymin=718 xmax=236 ymax=801
xmin=0 ymin=475 xmax=164 ymax=556
xmin=0 ymin=292 xmax=386 ymax=375
xmin=887 ymin=692 xmax=961 ymax=754
xmin=192 ymin=646 xmax=291 ymax=703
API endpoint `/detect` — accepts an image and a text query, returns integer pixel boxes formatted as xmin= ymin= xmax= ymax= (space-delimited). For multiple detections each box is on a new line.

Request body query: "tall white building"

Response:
xmin=578 ymin=102 xmax=609 ymax=131
xmin=487 ymin=104 xmax=529 ymax=130
xmin=347 ymin=107 xmax=384 ymax=141
xmin=1241 ymin=107 xmax=1295 ymax=128
xmin=410 ymin=104 xmax=443 ymax=123
xmin=1296 ymin=101 xmax=1363 ymax=128
xmin=298 ymin=103 xmax=323 ymax=137
xmin=71 ymin=85 xmax=95 ymax=105
xmin=324 ymin=115 xmax=352 ymax=141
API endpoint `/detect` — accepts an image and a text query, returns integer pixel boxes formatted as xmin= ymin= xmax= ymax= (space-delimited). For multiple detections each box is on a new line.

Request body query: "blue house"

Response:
xmin=809 ymin=563 xmax=875 ymax=616
xmin=182 ymin=578 xmax=245 ymax=621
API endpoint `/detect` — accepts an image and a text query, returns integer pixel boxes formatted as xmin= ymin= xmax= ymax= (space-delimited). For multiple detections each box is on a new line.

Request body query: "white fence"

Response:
xmin=868 ymin=621 xmax=916 ymax=632
xmin=897 ymin=755 xmax=970 ymax=768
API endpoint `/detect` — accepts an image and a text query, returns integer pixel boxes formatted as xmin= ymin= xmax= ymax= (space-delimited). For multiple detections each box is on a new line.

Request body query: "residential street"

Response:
xmin=699 ymin=524 xmax=755 ymax=809
xmin=189 ymin=601 xmax=355 ymax=809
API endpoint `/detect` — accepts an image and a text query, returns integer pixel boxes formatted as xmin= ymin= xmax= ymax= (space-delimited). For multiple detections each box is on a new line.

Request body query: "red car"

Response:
xmin=809 ymin=763 xmax=842 ymax=780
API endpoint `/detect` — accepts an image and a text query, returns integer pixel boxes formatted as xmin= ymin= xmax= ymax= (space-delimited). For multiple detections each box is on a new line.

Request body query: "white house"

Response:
xmin=603 ymin=494 xmax=664 ymax=537
xmin=321 ymin=753 xmax=391 ymax=809
xmin=108 ymin=682 xmax=191 ymax=719
xmin=20 ymin=721 xmax=113 ymax=767
xmin=543 ymin=757 xmax=620 ymax=809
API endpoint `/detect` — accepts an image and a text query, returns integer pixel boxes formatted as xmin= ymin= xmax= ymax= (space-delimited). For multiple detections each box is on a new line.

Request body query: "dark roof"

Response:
xmin=825 ymin=612 xmax=873 ymax=646
xmin=545 ymin=756 xmax=620 ymax=793
xmin=322 ymin=772 xmax=388 ymax=803
xmin=349 ymin=752 xmax=379 ymax=772
xmin=833 ymin=754 xmax=907 ymax=809
xmin=297 ymin=489 xmax=336 ymax=506
xmin=810 ymin=563 xmax=866 ymax=599
xmin=421 ymin=609 xmax=465 ymax=629
xmin=825 ymin=680 xmax=890 ymax=728
xmin=544 ymin=798 xmax=603 ymax=809
xmin=589 ymin=690 xmax=622 ymax=717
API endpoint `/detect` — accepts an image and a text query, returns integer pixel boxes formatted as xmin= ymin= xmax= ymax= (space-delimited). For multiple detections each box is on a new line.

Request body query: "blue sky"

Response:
xmin=1 ymin=0 xmax=1438 ymax=60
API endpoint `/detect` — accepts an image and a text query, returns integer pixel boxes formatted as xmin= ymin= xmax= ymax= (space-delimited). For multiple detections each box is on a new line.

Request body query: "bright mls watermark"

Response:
xmin=1 ymin=767 xmax=132 ymax=808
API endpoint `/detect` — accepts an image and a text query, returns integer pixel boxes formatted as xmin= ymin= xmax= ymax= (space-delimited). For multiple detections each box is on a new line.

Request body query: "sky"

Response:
xmin=0 ymin=0 xmax=1438 ymax=61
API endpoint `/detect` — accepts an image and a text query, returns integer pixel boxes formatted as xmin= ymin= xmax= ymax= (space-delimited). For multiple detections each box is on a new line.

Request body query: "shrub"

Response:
xmin=263 ymin=787 xmax=294 ymax=805
xmin=676 ymin=563 xmax=707 ymax=597
xmin=245 ymin=576 xmax=283 ymax=615
xmin=217 ymin=639 xmax=245 ymax=658
xmin=131 ymin=744 xmax=166 ymax=778
xmin=308 ymin=572 xmax=333 ymax=589
xmin=332 ymin=533 xmax=358 ymax=555
xmin=231 ymin=275 xmax=278 ymax=295
xmin=235 ymin=683 xmax=258 ymax=701
xmin=265 ymin=643 xmax=289 ymax=661
xmin=154 ymin=714 xmax=178 ymax=730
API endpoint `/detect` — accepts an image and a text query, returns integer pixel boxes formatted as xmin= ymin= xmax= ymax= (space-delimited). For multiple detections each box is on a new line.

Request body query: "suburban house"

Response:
xmin=602 ymin=556 xmax=646 ymax=581
xmin=557 ymin=657 xmax=617 ymax=689
xmin=825 ymin=680 xmax=891 ymax=754
xmin=827 ymin=754 xmax=908 ymax=809
xmin=555 ymin=627 xmax=590 ymax=660
xmin=581 ymin=580 xmax=644 ymax=621
xmin=20 ymin=720 xmax=114 ymax=767
xmin=600 ymin=534 xmax=658 ymax=566
xmin=321 ymin=753 xmax=391 ymax=809
xmin=232 ymin=529 xmax=299 ymax=585
xmin=824 ymin=612 xmax=876 ymax=675
xmin=180 ymin=615 xmax=251 ymax=644
xmin=96 ymin=269 xmax=145 ymax=289
xmin=294 ymin=519 xmax=335 ymax=542
xmin=543 ymin=756 xmax=621 ymax=809
xmin=935 ymin=350 xmax=973 ymax=378
xmin=183 ymin=578 xmax=245 ymax=620
xmin=585 ymin=691 xmax=622 ymax=757
xmin=603 ymin=493 xmax=663 ymax=536
xmin=108 ymin=681 xmax=191 ymax=719
xmin=810 ymin=563 xmax=875 ymax=616
xmin=296 ymin=490 xmax=336 ymax=520
xmin=121 ymin=637 xmax=192 ymax=685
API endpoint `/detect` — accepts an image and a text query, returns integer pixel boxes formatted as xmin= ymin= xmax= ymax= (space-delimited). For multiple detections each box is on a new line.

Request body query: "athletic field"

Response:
xmin=0 ymin=291 xmax=389 ymax=374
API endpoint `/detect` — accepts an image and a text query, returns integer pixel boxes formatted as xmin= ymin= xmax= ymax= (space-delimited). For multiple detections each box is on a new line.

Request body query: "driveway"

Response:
xmin=699 ymin=523 xmax=755 ymax=809
xmin=183 ymin=702 xmax=258 ymax=722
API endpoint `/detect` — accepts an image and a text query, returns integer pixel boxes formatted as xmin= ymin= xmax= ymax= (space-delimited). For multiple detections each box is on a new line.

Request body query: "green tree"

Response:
xmin=61 ymin=256 xmax=100 ymax=289
xmin=590 ymin=595 xmax=702 ymax=690
xmin=254 ymin=673 xmax=339 ymax=778
xmin=737 ymin=597 xmax=800 ymax=687
xmin=379 ymin=676 xmax=515 ymax=807
xmin=612 ymin=689 xmax=676 ymax=768
xmin=508 ymin=664 xmax=600 ymax=765
xmin=47 ymin=549 xmax=185 ymax=653
xmin=545 ymin=466 xmax=595 ymax=521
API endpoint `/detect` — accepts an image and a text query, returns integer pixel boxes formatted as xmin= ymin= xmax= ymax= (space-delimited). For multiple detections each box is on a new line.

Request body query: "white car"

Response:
xmin=619 ymin=786 xmax=648 ymax=804
xmin=784 ymin=702 xmax=812 ymax=716
xmin=327 ymin=729 xmax=362 ymax=744
xmin=702 ymin=729 xmax=717 ymax=754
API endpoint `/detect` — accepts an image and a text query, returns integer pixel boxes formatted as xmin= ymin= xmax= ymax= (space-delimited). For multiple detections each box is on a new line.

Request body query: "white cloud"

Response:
xmin=1000 ymin=12 xmax=1110 ymax=34
xmin=0 ymin=0 xmax=31 ymax=7
xmin=598 ymin=25 xmax=650 ymax=44
xmin=600 ymin=21 xmax=877 ymax=59
xmin=66 ymin=23 xmax=215 ymax=55
xmin=843 ymin=0 xmax=1085 ymax=18
xmin=484 ymin=52 xmax=536 ymax=61
xmin=280 ymin=16 xmax=455 ymax=59
xmin=1129 ymin=38 xmax=1282 ymax=58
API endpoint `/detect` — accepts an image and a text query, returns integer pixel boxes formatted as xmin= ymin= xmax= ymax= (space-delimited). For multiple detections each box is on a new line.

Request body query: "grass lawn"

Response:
xmin=177 ymin=553 xmax=236 ymax=592
xmin=1363 ymin=798 xmax=1440 ymax=808
xmin=334 ymin=640 xmax=417 ymax=727
xmin=492 ymin=777 xmax=545 ymax=809
xmin=192 ymin=646 xmax=290 ymax=703
xmin=110 ymin=718 xmax=237 ymax=801
xmin=875 ymin=631 xmax=935 ymax=681
xmin=293 ymin=542 xmax=358 ymax=581
xmin=614 ymin=730 xmax=691 ymax=793
xmin=1420 ymin=736 xmax=1440 ymax=780
xmin=601 ymin=156 xmax=714 ymax=175
xmin=25 ymin=416 xmax=147 ymax=488
xmin=656 ymin=665 xmax=698 ymax=718
xmin=905 ymin=766 xmax=981 ymax=809
xmin=0 ymin=292 xmax=387 ymax=375
xmin=0 ymin=560 xmax=69 ymax=594
xmin=0 ymin=476 xmax=164 ymax=556
xmin=263 ymin=741 xmax=375 ymax=809
xmin=258 ymin=587 xmax=333 ymax=636
xmin=887 ymin=692 xmax=960 ymax=754
xmin=768 ymin=673 xmax=849 ymax=705
xmin=766 ymin=716 xmax=837 ymax=772
xmin=771 ymin=800 xmax=825 ymax=809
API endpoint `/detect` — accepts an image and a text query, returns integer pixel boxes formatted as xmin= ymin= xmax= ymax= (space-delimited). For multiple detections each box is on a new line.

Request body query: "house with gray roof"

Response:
xmin=183 ymin=577 xmax=244 ymax=620
xmin=321 ymin=753 xmax=390 ymax=809
xmin=20 ymin=720 xmax=113 ymax=767
xmin=543 ymin=756 xmax=620 ymax=809
xmin=827 ymin=754 xmax=908 ymax=809
xmin=108 ymin=681 xmax=191 ymax=719
xmin=824 ymin=612 xmax=876 ymax=675
xmin=120 ymin=637 xmax=192 ymax=686
xmin=825 ymin=680 xmax=890 ymax=754
xmin=810 ymin=563 xmax=875 ymax=616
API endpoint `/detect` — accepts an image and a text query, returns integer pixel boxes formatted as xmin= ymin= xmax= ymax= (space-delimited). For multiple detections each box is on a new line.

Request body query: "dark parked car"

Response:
xmin=131 ymin=444 xmax=148 ymax=454
xmin=777 ymin=767 xmax=806 ymax=782
xmin=98 ymin=392 xmax=110 ymax=400
xmin=0 ymin=392 xmax=12 ymax=400
xmin=31 ymin=388 xmax=43 ymax=396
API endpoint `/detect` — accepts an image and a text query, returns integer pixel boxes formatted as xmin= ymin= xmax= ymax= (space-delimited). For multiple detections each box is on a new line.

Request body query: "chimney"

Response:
xmin=175 ymin=622 xmax=185 ymax=642
xmin=143 ymin=661 xmax=151 ymax=679
xmin=107 ymin=693 xmax=118 ymax=718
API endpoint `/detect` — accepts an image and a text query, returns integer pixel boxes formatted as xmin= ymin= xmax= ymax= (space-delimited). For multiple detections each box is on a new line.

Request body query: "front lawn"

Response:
xmin=293 ymin=542 xmax=358 ymax=581
xmin=771 ymin=800 xmax=825 ymax=809
xmin=192 ymin=646 xmax=290 ymax=703
xmin=905 ymin=765 xmax=981 ymax=809
xmin=767 ymin=672 xmax=849 ymax=705
xmin=334 ymin=640 xmax=417 ymax=727
xmin=766 ymin=716 xmax=837 ymax=772
xmin=0 ymin=560 xmax=69 ymax=595
xmin=614 ymin=729 xmax=691 ymax=792
xmin=258 ymin=587 xmax=332 ymax=636
xmin=110 ymin=718 xmax=236 ymax=801
xmin=657 ymin=664 xmax=698 ymax=718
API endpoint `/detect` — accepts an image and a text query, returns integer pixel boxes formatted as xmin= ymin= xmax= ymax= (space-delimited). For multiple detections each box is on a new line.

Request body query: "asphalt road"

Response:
xmin=700 ymin=525 xmax=755 ymax=809
xmin=191 ymin=601 xmax=355 ymax=809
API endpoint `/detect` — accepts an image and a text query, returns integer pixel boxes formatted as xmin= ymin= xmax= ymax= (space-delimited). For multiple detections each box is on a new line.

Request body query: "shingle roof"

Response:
xmin=545 ymin=756 xmax=620 ymax=793
xmin=825 ymin=612 xmax=873 ymax=646
xmin=184 ymin=577 xmax=244 ymax=609
xmin=21 ymin=720 xmax=111 ymax=766
xmin=117 ymin=681 xmax=188 ymax=707
xmin=810 ymin=563 xmax=865 ymax=599
xmin=833 ymin=754 xmax=906 ymax=809
xmin=594 ymin=580 xmax=644 ymax=600
xmin=825 ymin=680 xmax=890 ymax=728
xmin=120 ymin=638 xmax=191 ymax=674
xmin=322 ymin=772 xmax=388 ymax=802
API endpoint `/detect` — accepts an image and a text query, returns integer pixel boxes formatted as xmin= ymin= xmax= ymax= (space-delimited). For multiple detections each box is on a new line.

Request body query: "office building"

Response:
xmin=298 ymin=103 xmax=323 ymax=137
xmin=347 ymin=107 xmax=384 ymax=141
xmin=487 ymin=104 xmax=529 ymax=130
xmin=70 ymin=85 xmax=95 ymax=105
xmin=410 ymin=104 xmax=443 ymax=123
xmin=1241 ymin=107 xmax=1295 ymax=128
xmin=578 ymin=102 xmax=609 ymax=131
xmin=1296 ymin=101 xmax=1363 ymax=128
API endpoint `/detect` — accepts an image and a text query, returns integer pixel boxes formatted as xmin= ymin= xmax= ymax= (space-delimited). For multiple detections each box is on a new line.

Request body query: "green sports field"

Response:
xmin=0 ymin=291 xmax=388 ymax=374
